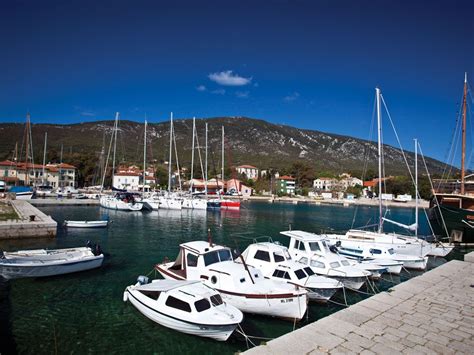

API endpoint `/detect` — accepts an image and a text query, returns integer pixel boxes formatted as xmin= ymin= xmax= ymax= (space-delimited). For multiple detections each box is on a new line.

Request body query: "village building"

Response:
xmin=313 ymin=177 xmax=337 ymax=191
xmin=0 ymin=160 xmax=77 ymax=188
xmin=277 ymin=175 xmax=296 ymax=195
xmin=236 ymin=165 xmax=259 ymax=180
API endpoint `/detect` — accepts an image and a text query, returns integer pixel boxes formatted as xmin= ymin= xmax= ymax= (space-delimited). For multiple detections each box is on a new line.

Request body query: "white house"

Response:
xmin=236 ymin=165 xmax=259 ymax=180
xmin=113 ymin=172 xmax=141 ymax=190
xmin=313 ymin=178 xmax=336 ymax=191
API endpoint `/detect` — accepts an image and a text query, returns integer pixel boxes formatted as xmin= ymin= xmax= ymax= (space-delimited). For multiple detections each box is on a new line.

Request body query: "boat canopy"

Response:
xmin=135 ymin=280 xmax=200 ymax=292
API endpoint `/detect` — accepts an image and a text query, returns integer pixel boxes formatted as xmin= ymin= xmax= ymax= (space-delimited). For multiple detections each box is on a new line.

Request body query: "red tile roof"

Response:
xmin=237 ymin=165 xmax=257 ymax=169
xmin=279 ymin=175 xmax=296 ymax=181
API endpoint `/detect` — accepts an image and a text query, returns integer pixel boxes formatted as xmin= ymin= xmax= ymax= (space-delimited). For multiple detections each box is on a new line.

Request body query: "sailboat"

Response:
xmin=36 ymin=132 xmax=54 ymax=197
xmin=182 ymin=118 xmax=207 ymax=210
xmin=157 ymin=112 xmax=183 ymax=210
xmin=324 ymin=87 xmax=452 ymax=259
xmin=219 ymin=126 xmax=240 ymax=210
xmin=428 ymin=73 xmax=474 ymax=245
xmin=99 ymin=112 xmax=143 ymax=211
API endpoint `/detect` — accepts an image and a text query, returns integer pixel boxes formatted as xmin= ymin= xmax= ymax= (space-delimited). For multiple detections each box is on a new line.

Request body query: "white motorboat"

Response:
xmin=326 ymin=239 xmax=426 ymax=272
xmin=0 ymin=246 xmax=104 ymax=279
xmin=239 ymin=241 xmax=343 ymax=302
xmin=123 ymin=277 xmax=243 ymax=341
xmin=156 ymin=241 xmax=308 ymax=321
xmin=100 ymin=193 xmax=143 ymax=211
xmin=281 ymin=230 xmax=371 ymax=290
xmin=64 ymin=220 xmax=109 ymax=228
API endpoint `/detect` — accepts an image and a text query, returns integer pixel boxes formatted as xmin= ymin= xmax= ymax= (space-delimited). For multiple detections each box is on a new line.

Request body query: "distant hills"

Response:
xmin=0 ymin=117 xmax=451 ymax=183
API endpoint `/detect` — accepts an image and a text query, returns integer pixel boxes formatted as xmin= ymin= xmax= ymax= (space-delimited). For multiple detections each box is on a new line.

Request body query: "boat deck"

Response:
xmin=244 ymin=252 xmax=474 ymax=354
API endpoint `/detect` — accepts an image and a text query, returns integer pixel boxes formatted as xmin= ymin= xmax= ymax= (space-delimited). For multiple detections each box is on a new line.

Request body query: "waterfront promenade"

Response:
xmin=0 ymin=200 xmax=57 ymax=239
xmin=245 ymin=253 xmax=474 ymax=354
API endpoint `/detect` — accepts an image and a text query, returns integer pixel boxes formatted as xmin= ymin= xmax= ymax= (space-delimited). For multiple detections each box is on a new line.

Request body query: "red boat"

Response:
xmin=220 ymin=200 xmax=241 ymax=209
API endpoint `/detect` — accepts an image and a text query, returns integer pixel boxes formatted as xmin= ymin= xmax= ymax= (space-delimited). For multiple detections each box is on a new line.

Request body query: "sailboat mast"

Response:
xmin=461 ymin=73 xmax=468 ymax=195
xmin=112 ymin=112 xmax=119 ymax=187
xmin=221 ymin=126 xmax=225 ymax=195
xmin=143 ymin=119 xmax=147 ymax=194
xmin=42 ymin=132 xmax=47 ymax=186
xmin=415 ymin=138 xmax=418 ymax=237
xmin=190 ymin=117 xmax=195 ymax=193
xmin=205 ymin=122 xmax=208 ymax=199
xmin=168 ymin=112 xmax=173 ymax=193
xmin=25 ymin=113 xmax=30 ymax=186
xmin=376 ymin=87 xmax=383 ymax=233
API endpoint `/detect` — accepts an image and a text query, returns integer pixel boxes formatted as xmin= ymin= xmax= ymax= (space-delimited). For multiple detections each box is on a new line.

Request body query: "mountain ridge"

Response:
xmin=0 ymin=116 xmax=452 ymax=183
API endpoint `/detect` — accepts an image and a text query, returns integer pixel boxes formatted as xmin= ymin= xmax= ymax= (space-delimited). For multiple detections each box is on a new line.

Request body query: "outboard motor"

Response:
xmin=137 ymin=275 xmax=149 ymax=285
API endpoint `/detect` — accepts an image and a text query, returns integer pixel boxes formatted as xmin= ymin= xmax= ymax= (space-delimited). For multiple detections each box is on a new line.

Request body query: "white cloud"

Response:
xmin=236 ymin=91 xmax=249 ymax=98
xmin=284 ymin=92 xmax=300 ymax=102
xmin=196 ymin=85 xmax=207 ymax=92
xmin=80 ymin=111 xmax=96 ymax=117
xmin=208 ymin=70 xmax=252 ymax=86
xmin=211 ymin=89 xmax=226 ymax=95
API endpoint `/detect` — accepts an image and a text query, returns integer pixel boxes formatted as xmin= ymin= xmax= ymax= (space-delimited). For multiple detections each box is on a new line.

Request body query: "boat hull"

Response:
xmin=64 ymin=220 xmax=108 ymax=228
xmin=428 ymin=204 xmax=474 ymax=244
xmin=100 ymin=196 xmax=143 ymax=211
xmin=125 ymin=289 xmax=238 ymax=341
xmin=0 ymin=256 xmax=103 ymax=279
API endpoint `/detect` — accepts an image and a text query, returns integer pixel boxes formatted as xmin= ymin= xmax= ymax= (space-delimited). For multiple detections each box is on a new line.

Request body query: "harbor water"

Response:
xmin=0 ymin=201 xmax=470 ymax=354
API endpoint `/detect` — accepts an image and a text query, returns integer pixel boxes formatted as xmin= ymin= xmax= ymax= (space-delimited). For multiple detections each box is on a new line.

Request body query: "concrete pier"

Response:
xmin=29 ymin=199 xmax=99 ymax=206
xmin=245 ymin=253 xmax=474 ymax=355
xmin=0 ymin=200 xmax=57 ymax=239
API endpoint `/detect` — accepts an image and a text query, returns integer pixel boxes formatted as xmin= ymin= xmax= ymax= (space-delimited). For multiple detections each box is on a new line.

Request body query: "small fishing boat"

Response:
xmin=0 ymin=245 xmax=104 ymax=279
xmin=239 ymin=241 xmax=343 ymax=302
xmin=123 ymin=276 xmax=243 ymax=341
xmin=64 ymin=220 xmax=109 ymax=228
xmin=282 ymin=230 xmax=371 ymax=290
xmin=156 ymin=240 xmax=308 ymax=321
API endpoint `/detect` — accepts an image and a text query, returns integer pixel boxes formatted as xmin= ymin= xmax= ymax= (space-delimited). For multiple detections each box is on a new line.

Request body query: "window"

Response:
xmin=298 ymin=241 xmax=306 ymax=251
xmin=369 ymin=249 xmax=382 ymax=255
xmin=272 ymin=269 xmax=290 ymax=279
xmin=240 ymin=278 xmax=246 ymax=283
xmin=210 ymin=294 xmax=223 ymax=306
xmin=299 ymin=257 xmax=308 ymax=265
xmin=273 ymin=252 xmax=285 ymax=262
xmin=309 ymin=242 xmax=321 ymax=252
xmin=329 ymin=261 xmax=341 ymax=268
xmin=304 ymin=267 xmax=315 ymax=276
xmin=204 ymin=251 xmax=220 ymax=266
xmin=165 ymin=296 xmax=191 ymax=313
xmin=341 ymin=260 xmax=350 ymax=266
xmin=195 ymin=298 xmax=211 ymax=312
xmin=187 ymin=253 xmax=198 ymax=267
xmin=388 ymin=248 xmax=395 ymax=255
xmin=294 ymin=269 xmax=307 ymax=280
xmin=138 ymin=290 xmax=161 ymax=300
xmin=218 ymin=249 xmax=232 ymax=262
xmin=254 ymin=250 xmax=270 ymax=262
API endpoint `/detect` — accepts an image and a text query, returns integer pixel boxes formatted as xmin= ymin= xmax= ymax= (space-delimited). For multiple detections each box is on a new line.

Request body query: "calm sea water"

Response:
xmin=0 ymin=201 xmax=470 ymax=354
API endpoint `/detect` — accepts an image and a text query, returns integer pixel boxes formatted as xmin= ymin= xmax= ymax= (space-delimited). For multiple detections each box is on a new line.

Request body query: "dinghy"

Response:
xmin=0 ymin=245 xmax=103 ymax=279
xmin=123 ymin=276 xmax=243 ymax=341
xmin=64 ymin=220 xmax=109 ymax=228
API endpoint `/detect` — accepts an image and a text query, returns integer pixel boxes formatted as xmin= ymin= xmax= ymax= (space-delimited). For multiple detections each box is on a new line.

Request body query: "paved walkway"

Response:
xmin=244 ymin=253 xmax=474 ymax=354
xmin=0 ymin=200 xmax=57 ymax=239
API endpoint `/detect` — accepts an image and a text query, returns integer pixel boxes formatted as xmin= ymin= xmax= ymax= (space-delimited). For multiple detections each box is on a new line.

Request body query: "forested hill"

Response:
xmin=0 ymin=116 xmax=451 ymax=184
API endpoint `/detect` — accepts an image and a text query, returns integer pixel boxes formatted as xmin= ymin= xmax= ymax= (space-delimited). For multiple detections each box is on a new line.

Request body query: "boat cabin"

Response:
xmin=280 ymin=230 xmax=332 ymax=259
xmin=167 ymin=241 xmax=234 ymax=279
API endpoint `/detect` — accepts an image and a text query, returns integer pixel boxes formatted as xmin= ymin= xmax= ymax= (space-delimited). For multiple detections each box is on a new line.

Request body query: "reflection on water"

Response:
xmin=0 ymin=201 xmax=471 ymax=354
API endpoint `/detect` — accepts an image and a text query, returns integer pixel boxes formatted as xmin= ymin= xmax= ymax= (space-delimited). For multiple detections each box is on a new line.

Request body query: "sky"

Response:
xmin=0 ymin=0 xmax=472 ymax=165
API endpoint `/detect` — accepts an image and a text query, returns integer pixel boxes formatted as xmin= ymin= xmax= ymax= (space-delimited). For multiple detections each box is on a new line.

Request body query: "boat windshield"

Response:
xmin=341 ymin=260 xmax=350 ymax=266
xmin=304 ymin=267 xmax=315 ymax=276
xmin=321 ymin=241 xmax=330 ymax=252
xmin=330 ymin=261 xmax=341 ymax=268
xmin=310 ymin=259 xmax=325 ymax=268
xmin=210 ymin=294 xmax=223 ymax=306
xmin=273 ymin=252 xmax=285 ymax=262
xmin=309 ymin=242 xmax=321 ymax=252
xmin=294 ymin=269 xmax=307 ymax=280
xmin=204 ymin=249 xmax=232 ymax=266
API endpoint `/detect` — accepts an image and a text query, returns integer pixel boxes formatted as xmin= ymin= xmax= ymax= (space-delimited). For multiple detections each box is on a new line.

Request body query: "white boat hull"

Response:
xmin=125 ymin=288 xmax=238 ymax=341
xmin=64 ymin=220 xmax=108 ymax=228
xmin=182 ymin=198 xmax=207 ymax=210
xmin=100 ymin=196 xmax=143 ymax=211
xmin=0 ymin=255 xmax=103 ymax=279
xmin=158 ymin=197 xmax=182 ymax=210
xmin=395 ymin=256 xmax=428 ymax=270
xmin=427 ymin=244 xmax=454 ymax=257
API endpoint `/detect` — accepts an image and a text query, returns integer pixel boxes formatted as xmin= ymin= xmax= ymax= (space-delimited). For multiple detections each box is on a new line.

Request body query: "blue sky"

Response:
xmin=0 ymin=0 xmax=472 ymax=164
